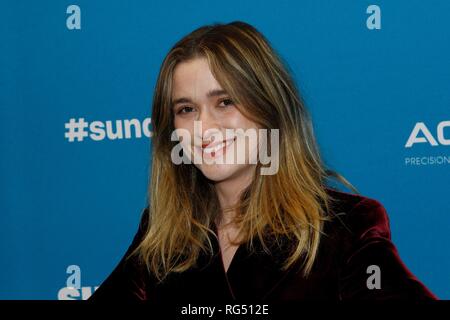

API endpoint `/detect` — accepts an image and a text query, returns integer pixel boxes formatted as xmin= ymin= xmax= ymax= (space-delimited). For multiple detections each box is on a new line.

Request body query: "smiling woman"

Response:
xmin=89 ymin=21 xmax=437 ymax=301
xmin=171 ymin=57 xmax=262 ymax=190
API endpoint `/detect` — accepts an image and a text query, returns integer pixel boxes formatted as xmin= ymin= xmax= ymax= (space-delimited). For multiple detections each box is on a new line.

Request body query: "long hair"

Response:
xmin=132 ymin=21 xmax=357 ymax=281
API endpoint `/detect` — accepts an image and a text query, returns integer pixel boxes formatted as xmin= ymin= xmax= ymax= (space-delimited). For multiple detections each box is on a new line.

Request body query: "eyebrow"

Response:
xmin=171 ymin=89 xmax=229 ymax=107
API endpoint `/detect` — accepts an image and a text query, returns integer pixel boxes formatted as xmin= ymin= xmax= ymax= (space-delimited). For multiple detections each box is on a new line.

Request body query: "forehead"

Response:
xmin=172 ymin=58 xmax=221 ymax=97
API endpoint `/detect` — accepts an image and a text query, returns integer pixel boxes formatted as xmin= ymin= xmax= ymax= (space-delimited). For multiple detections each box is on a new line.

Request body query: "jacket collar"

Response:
xmin=198 ymin=227 xmax=299 ymax=300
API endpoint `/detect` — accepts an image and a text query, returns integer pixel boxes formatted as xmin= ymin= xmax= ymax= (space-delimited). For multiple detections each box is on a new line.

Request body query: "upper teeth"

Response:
xmin=203 ymin=139 xmax=234 ymax=154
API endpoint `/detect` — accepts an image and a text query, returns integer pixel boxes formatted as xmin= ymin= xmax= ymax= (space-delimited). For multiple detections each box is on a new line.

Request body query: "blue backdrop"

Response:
xmin=1 ymin=0 xmax=449 ymax=299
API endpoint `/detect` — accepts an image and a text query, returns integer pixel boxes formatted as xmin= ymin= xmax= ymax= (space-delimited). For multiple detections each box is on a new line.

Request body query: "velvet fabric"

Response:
xmin=90 ymin=188 xmax=437 ymax=301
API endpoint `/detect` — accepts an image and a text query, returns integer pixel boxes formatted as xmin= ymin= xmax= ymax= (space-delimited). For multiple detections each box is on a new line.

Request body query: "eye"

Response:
xmin=218 ymin=98 xmax=235 ymax=108
xmin=176 ymin=106 xmax=195 ymax=114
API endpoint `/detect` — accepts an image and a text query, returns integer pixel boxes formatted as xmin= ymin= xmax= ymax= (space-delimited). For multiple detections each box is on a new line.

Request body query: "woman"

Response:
xmin=90 ymin=21 xmax=437 ymax=301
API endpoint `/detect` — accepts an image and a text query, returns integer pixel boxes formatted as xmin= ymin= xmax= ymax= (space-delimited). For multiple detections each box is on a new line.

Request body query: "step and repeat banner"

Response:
xmin=1 ymin=0 xmax=449 ymax=299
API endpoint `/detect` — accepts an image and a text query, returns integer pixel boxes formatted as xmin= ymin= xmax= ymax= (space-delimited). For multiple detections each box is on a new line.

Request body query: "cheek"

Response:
xmin=174 ymin=117 xmax=193 ymax=133
xmin=225 ymin=109 xmax=257 ymax=129
xmin=173 ymin=117 xmax=182 ymax=130
xmin=173 ymin=118 xmax=195 ymax=153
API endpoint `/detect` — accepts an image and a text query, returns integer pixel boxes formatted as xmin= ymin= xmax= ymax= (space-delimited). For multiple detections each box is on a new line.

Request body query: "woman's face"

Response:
xmin=172 ymin=57 xmax=259 ymax=183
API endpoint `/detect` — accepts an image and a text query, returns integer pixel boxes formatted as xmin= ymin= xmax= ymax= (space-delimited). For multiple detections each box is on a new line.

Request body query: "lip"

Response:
xmin=196 ymin=137 xmax=236 ymax=158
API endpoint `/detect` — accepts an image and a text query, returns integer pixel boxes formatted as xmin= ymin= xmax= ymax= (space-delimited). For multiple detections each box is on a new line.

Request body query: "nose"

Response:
xmin=196 ymin=106 xmax=222 ymax=141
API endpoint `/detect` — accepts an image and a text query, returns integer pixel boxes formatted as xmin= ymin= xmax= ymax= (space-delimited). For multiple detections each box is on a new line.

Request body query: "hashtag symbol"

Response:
xmin=64 ymin=118 xmax=89 ymax=142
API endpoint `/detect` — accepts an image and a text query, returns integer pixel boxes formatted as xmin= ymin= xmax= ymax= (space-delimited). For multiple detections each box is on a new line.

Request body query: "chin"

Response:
xmin=196 ymin=164 xmax=243 ymax=182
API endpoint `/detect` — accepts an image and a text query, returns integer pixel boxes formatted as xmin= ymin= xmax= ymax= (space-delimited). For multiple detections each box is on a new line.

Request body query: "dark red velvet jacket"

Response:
xmin=90 ymin=188 xmax=437 ymax=301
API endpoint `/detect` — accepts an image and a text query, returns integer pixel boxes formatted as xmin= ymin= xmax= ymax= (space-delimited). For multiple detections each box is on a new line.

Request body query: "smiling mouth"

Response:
xmin=201 ymin=137 xmax=236 ymax=157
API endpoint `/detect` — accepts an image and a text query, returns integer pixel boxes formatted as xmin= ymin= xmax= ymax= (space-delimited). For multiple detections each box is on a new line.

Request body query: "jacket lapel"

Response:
xmin=223 ymin=234 xmax=297 ymax=300
xmin=153 ymin=228 xmax=300 ymax=301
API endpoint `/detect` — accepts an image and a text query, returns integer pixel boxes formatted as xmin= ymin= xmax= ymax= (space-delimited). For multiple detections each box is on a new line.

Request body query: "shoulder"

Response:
xmin=322 ymin=188 xmax=437 ymax=299
xmin=324 ymin=187 xmax=391 ymax=241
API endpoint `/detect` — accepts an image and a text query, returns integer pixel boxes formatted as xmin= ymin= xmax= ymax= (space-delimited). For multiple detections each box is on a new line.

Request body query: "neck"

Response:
xmin=214 ymin=166 xmax=256 ymax=228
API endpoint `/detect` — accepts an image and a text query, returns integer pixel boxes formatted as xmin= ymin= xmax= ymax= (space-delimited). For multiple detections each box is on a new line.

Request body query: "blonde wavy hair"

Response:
xmin=132 ymin=21 xmax=357 ymax=281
